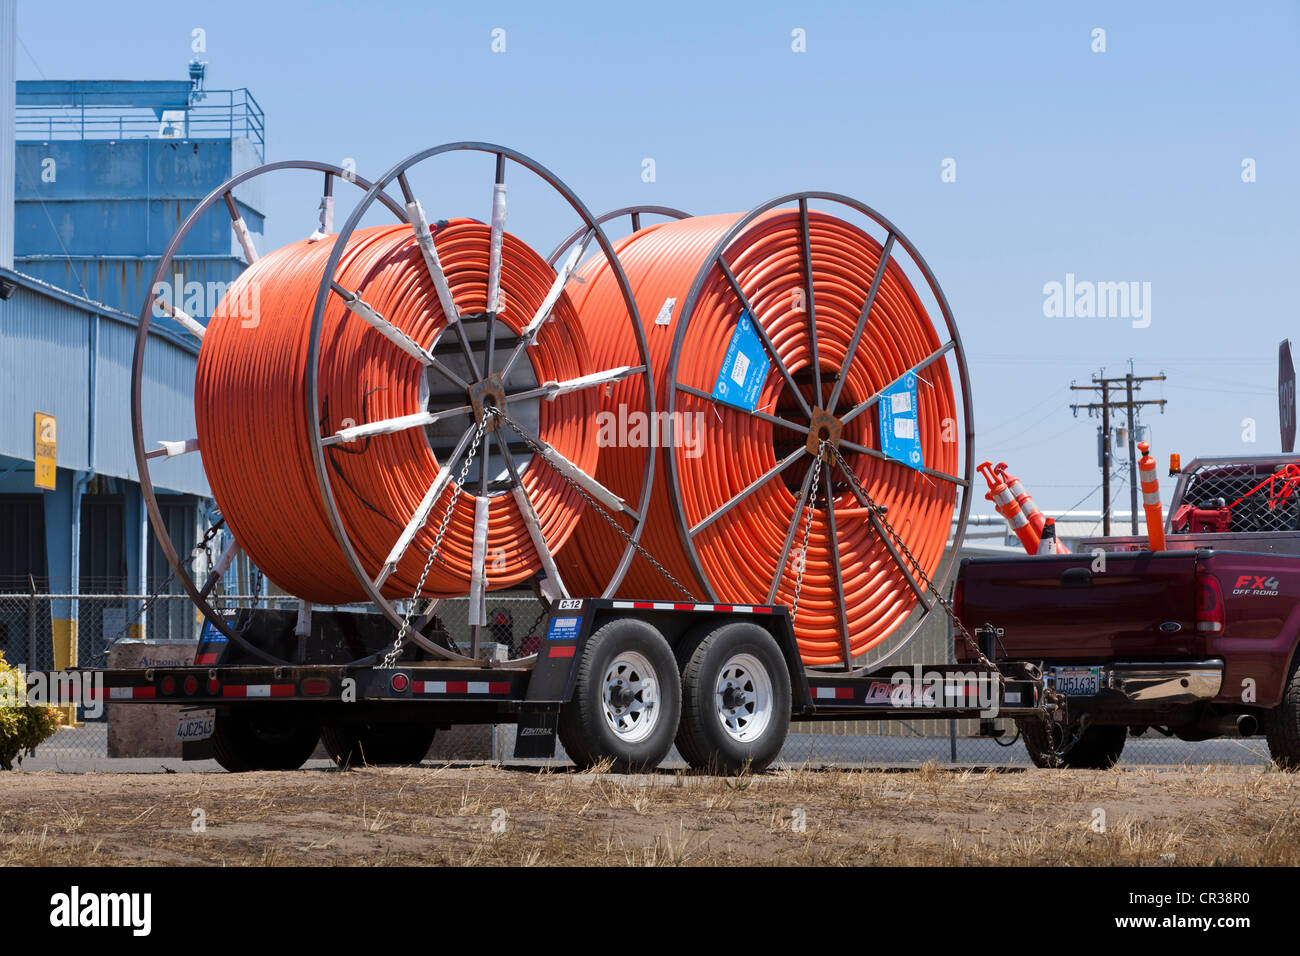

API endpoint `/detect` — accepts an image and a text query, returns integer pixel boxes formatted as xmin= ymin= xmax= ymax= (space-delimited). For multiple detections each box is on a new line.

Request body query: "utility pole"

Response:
xmin=1071 ymin=365 xmax=1167 ymax=536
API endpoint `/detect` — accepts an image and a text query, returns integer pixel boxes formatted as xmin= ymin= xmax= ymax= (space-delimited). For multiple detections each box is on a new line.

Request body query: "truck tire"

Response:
xmin=321 ymin=721 xmax=436 ymax=768
xmin=212 ymin=705 xmax=321 ymax=772
xmin=1264 ymin=657 xmax=1300 ymax=770
xmin=1017 ymin=718 xmax=1126 ymax=769
xmin=674 ymin=621 xmax=792 ymax=774
xmin=558 ymin=617 xmax=680 ymax=773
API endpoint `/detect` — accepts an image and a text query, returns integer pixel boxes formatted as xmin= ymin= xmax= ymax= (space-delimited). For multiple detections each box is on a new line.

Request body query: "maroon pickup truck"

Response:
xmin=954 ymin=454 xmax=1300 ymax=771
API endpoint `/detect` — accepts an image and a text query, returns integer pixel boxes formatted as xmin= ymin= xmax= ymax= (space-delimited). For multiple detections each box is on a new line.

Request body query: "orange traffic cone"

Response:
xmin=996 ymin=462 xmax=1069 ymax=554
xmin=1037 ymin=517 xmax=1058 ymax=555
xmin=1138 ymin=441 xmax=1166 ymax=551
xmin=979 ymin=461 xmax=1040 ymax=554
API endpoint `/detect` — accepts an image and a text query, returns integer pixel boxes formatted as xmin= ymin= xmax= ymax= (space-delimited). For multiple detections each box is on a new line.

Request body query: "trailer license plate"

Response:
xmin=176 ymin=709 xmax=215 ymax=742
xmin=1051 ymin=666 xmax=1102 ymax=696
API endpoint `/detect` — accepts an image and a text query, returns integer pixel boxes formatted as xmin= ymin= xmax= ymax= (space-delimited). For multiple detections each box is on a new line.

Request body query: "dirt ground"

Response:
xmin=1 ymin=763 xmax=1296 ymax=866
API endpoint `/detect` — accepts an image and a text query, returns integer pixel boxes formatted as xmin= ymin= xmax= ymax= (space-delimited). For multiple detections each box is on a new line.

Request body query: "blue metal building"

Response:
xmin=13 ymin=65 xmax=263 ymax=320
xmin=0 ymin=26 xmax=266 ymax=673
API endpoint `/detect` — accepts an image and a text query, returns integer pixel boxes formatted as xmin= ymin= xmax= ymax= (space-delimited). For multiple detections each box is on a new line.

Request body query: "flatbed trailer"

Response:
xmin=49 ymin=598 xmax=1047 ymax=773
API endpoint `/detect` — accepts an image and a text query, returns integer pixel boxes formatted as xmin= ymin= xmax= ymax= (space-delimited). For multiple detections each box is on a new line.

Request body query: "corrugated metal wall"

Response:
xmin=0 ymin=269 xmax=208 ymax=495
xmin=0 ymin=0 xmax=14 ymax=270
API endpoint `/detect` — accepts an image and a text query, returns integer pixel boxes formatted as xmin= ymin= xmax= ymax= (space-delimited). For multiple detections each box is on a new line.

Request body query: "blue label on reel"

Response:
xmin=878 ymin=372 xmax=923 ymax=470
xmin=712 ymin=310 xmax=770 ymax=413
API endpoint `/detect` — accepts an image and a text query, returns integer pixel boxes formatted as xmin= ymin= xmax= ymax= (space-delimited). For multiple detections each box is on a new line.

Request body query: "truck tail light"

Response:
xmin=1196 ymin=573 xmax=1224 ymax=633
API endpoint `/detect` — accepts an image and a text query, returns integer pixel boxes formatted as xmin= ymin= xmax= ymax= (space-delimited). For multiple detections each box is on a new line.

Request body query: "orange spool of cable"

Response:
xmin=195 ymin=218 xmax=604 ymax=604
xmin=557 ymin=195 xmax=973 ymax=667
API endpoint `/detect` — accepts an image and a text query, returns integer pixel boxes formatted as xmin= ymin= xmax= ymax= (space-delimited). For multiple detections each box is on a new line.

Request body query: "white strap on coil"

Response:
xmin=486 ymin=184 xmax=507 ymax=314
xmin=468 ymin=495 xmax=491 ymax=627
xmin=406 ymin=199 xmax=462 ymax=324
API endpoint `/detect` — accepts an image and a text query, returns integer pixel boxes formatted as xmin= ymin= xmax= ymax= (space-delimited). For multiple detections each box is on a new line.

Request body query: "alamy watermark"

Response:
xmin=595 ymin=404 xmax=704 ymax=459
xmin=1 ymin=669 xmax=105 ymax=720
xmin=1042 ymin=273 xmax=1151 ymax=328
xmin=153 ymin=274 xmax=261 ymax=328
xmin=883 ymin=665 xmax=1000 ymax=717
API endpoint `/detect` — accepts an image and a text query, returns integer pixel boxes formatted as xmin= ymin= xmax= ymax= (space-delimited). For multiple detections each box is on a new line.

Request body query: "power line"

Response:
xmin=1069 ymin=362 xmax=1168 ymax=536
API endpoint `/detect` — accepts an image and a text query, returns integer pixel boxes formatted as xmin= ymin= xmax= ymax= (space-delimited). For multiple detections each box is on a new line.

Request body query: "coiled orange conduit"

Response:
xmin=195 ymin=220 xmax=599 ymax=604
xmin=559 ymin=211 xmax=958 ymax=665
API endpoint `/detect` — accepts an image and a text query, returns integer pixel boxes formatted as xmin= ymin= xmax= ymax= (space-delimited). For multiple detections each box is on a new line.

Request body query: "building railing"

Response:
xmin=16 ymin=88 xmax=265 ymax=159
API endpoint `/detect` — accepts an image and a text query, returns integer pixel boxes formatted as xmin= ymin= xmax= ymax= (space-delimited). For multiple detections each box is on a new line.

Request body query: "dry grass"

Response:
xmin=0 ymin=763 xmax=1294 ymax=866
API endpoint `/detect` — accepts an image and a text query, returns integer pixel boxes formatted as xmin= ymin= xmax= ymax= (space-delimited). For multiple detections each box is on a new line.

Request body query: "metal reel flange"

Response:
xmin=305 ymin=143 xmax=659 ymax=666
xmin=545 ymin=205 xmax=691 ymax=266
xmin=131 ymin=160 xmax=409 ymax=666
xmin=663 ymin=191 xmax=975 ymax=671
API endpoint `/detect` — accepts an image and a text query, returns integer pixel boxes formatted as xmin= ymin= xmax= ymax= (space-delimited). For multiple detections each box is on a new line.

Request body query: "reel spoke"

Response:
xmin=765 ymin=461 xmax=818 ymax=606
xmin=376 ymin=423 xmax=478 ymax=588
xmin=676 ymin=383 xmax=806 ymax=435
xmin=145 ymin=438 xmax=199 ymax=460
xmin=839 ymin=340 xmax=956 ymax=426
xmin=509 ymin=365 xmax=645 ymax=403
xmin=320 ymin=406 xmax=471 ymax=447
xmin=486 ymin=153 xmax=507 ymax=315
xmin=826 ymin=232 xmax=896 ymax=414
xmin=500 ymin=227 xmax=596 ymax=380
xmin=798 ymin=199 xmax=821 ymax=400
xmin=690 ymin=447 xmax=807 ymax=537
xmin=715 ymin=257 xmax=813 ymax=421
xmin=493 ymin=428 xmax=568 ymax=601
xmin=223 ymin=191 xmax=259 ymax=264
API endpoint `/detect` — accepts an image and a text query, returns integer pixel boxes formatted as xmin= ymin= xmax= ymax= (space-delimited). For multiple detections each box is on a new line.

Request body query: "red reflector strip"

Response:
xmin=811 ymin=687 xmax=855 ymax=700
xmin=411 ymin=681 xmax=513 ymax=695
xmin=222 ymin=684 xmax=295 ymax=698
xmin=609 ymin=601 xmax=775 ymax=614
xmin=195 ymin=653 xmax=219 ymax=665
xmin=88 ymin=686 xmax=156 ymax=701
xmin=549 ymin=645 xmax=576 ymax=658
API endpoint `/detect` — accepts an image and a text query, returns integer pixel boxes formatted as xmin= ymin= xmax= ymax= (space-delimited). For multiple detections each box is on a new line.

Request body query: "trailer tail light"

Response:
xmin=183 ymin=676 xmax=198 ymax=695
xmin=390 ymin=673 xmax=409 ymax=692
xmin=160 ymin=676 xmax=176 ymax=696
xmin=1196 ymin=573 xmax=1224 ymax=634
xmin=207 ymin=678 xmax=221 ymax=695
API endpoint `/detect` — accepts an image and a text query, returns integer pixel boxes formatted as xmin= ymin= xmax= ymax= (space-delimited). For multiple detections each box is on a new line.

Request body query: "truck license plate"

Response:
xmin=176 ymin=709 xmax=215 ymax=742
xmin=1051 ymin=666 xmax=1102 ymax=696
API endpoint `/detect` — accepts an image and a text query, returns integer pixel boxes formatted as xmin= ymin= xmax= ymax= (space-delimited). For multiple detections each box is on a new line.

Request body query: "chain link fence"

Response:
xmin=0 ymin=589 xmax=1276 ymax=771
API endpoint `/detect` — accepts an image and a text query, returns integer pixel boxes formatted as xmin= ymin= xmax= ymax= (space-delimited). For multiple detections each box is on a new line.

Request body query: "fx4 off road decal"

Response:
xmin=1233 ymin=574 xmax=1280 ymax=597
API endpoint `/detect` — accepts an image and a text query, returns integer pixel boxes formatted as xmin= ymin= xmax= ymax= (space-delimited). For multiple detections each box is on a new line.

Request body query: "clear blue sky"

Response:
xmin=15 ymin=0 xmax=1299 ymax=517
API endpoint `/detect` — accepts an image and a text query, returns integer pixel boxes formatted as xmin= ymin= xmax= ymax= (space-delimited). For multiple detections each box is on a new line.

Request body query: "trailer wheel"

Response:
xmin=321 ymin=721 xmax=436 ymax=768
xmin=1017 ymin=718 xmax=1126 ymax=769
xmin=212 ymin=705 xmax=321 ymax=772
xmin=674 ymin=622 xmax=791 ymax=774
xmin=558 ymin=617 xmax=680 ymax=772
xmin=1264 ymin=657 xmax=1300 ymax=770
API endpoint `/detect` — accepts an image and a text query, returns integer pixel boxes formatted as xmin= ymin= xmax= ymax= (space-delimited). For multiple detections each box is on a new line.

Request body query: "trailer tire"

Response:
xmin=1017 ymin=718 xmax=1126 ymax=769
xmin=1264 ymin=657 xmax=1300 ymax=771
xmin=674 ymin=622 xmax=791 ymax=774
xmin=212 ymin=705 xmax=321 ymax=772
xmin=321 ymin=721 xmax=436 ymax=768
xmin=558 ymin=617 xmax=680 ymax=773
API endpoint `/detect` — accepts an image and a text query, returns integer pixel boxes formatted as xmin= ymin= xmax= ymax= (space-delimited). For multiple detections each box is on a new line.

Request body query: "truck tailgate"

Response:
xmin=957 ymin=551 xmax=1202 ymax=662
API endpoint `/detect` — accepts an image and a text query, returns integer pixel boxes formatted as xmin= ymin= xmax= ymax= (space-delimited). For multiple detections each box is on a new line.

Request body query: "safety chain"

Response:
xmin=378 ymin=415 xmax=490 ymax=669
xmin=827 ymin=445 xmax=1070 ymax=765
xmin=497 ymin=409 xmax=698 ymax=601
xmin=788 ymin=447 xmax=824 ymax=618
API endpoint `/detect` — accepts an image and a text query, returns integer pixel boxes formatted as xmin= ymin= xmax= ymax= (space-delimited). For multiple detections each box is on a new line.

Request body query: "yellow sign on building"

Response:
xmin=34 ymin=412 xmax=57 ymax=490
